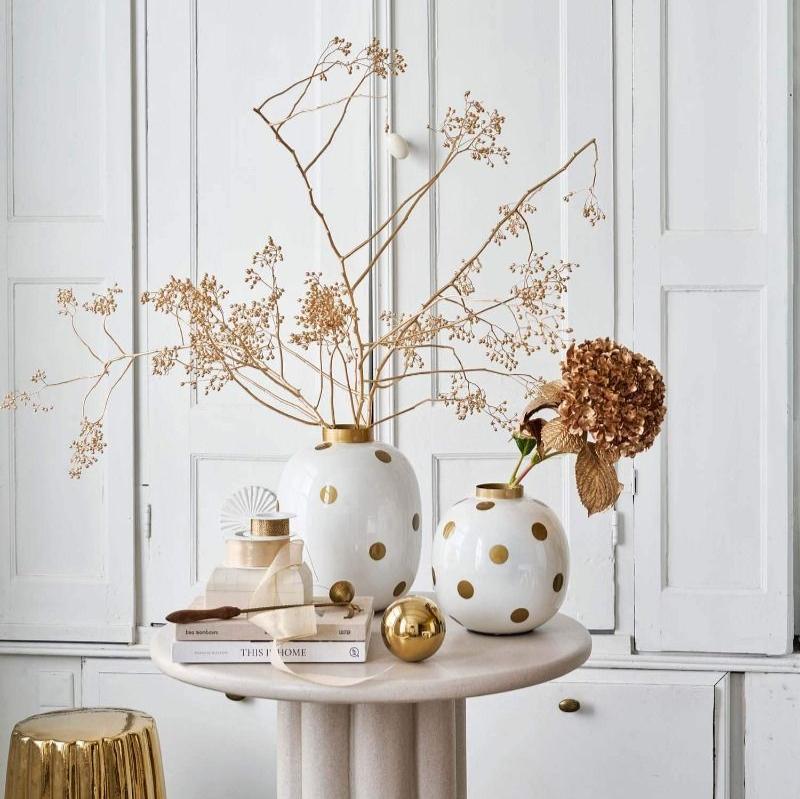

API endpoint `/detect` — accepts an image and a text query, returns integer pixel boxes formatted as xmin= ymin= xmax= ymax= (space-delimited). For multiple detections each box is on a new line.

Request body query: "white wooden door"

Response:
xmin=0 ymin=0 xmax=135 ymax=641
xmin=142 ymin=1 xmax=374 ymax=622
xmin=82 ymin=658 xmax=277 ymax=799
xmin=467 ymin=669 xmax=727 ymax=799
xmin=388 ymin=0 xmax=617 ymax=629
xmin=632 ymin=0 xmax=793 ymax=653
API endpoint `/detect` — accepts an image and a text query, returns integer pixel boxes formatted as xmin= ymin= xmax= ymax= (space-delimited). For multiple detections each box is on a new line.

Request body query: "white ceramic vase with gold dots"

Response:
xmin=432 ymin=483 xmax=569 ymax=634
xmin=278 ymin=425 xmax=422 ymax=611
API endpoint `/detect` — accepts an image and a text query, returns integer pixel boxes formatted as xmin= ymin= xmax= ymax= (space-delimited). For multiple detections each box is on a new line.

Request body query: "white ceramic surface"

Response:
xmin=278 ymin=435 xmax=422 ymax=610
xmin=432 ymin=486 xmax=569 ymax=634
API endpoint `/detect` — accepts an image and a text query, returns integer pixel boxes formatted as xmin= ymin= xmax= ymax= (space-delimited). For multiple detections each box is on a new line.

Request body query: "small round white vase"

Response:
xmin=278 ymin=426 xmax=422 ymax=611
xmin=432 ymin=483 xmax=569 ymax=634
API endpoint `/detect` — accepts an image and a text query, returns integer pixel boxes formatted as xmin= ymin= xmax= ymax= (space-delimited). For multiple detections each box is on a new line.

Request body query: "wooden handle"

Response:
xmin=165 ymin=606 xmax=242 ymax=624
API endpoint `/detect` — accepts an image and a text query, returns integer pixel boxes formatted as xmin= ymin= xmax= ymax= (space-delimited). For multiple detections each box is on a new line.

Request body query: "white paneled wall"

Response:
xmin=0 ymin=2 xmax=797 ymax=798
xmin=142 ymin=0 xmax=374 ymax=623
xmin=390 ymin=0 xmax=617 ymax=631
xmin=633 ymin=0 xmax=793 ymax=655
xmin=0 ymin=0 xmax=135 ymax=642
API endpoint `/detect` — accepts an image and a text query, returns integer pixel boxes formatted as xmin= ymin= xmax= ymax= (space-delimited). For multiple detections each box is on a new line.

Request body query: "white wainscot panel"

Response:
xmin=0 ymin=656 xmax=82 ymax=788
xmin=664 ymin=288 xmax=762 ymax=591
xmin=191 ymin=454 xmax=287 ymax=587
xmin=664 ymin=0 xmax=761 ymax=231
xmin=744 ymin=673 xmax=800 ymax=799
xmin=82 ymin=659 xmax=277 ymax=799
xmin=9 ymin=0 xmax=105 ymax=219
xmin=468 ymin=669 xmax=726 ymax=799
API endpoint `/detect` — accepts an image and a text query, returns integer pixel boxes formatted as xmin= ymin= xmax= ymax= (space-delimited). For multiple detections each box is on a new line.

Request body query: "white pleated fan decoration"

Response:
xmin=220 ymin=485 xmax=279 ymax=536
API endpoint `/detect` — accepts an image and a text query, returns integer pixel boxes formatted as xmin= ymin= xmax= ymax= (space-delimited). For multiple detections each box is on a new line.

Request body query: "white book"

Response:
xmin=171 ymin=632 xmax=372 ymax=664
xmin=176 ymin=596 xmax=374 ymax=642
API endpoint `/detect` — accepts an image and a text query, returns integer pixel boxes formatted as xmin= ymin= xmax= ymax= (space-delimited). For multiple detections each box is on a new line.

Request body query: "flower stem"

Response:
xmin=515 ymin=450 xmax=560 ymax=485
xmin=508 ymin=450 xmax=526 ymax=484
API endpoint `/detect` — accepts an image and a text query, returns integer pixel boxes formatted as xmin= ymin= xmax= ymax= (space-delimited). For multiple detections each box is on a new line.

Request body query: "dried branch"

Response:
xmin=3 ymin=36 xmax=605 ymax=476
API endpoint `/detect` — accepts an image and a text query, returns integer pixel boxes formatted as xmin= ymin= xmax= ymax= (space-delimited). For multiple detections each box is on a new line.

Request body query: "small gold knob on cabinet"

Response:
xmin=225 ymin=693 xmax=246 ymax=701
xmin=558 ymin=698 xmax=581 ymax=713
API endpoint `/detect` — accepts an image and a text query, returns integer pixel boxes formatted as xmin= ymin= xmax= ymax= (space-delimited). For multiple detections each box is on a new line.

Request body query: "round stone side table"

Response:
xmin=151 ymin=612 xmax=590 ymax=799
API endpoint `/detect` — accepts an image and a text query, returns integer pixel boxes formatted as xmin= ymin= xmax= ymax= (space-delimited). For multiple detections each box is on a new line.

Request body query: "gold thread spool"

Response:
xmin=225 ymin=538 xmax=288 ymax=568
xmin=250 ymin=513 xmax=291 ymax=537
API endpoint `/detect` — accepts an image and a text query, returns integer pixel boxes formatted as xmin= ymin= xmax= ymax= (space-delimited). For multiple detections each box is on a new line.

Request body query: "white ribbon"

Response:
xmin=246 ymin=539 xmax=392 ymax=686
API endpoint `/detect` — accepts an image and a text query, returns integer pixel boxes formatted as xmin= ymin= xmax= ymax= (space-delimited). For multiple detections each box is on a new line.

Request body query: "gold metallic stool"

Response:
xmin=4 ymin=708 xmax=166 ymax=799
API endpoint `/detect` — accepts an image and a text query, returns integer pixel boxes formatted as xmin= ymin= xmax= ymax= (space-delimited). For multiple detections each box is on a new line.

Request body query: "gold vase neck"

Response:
xmin=321 ymin=425 xmax=374 ymax=444
xmin=475 ymin=482 xmax=523 ymax=500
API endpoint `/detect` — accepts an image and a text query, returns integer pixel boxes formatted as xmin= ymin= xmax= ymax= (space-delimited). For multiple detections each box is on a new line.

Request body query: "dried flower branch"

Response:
xmin=3 ymin=36 xmax=605 ymax=476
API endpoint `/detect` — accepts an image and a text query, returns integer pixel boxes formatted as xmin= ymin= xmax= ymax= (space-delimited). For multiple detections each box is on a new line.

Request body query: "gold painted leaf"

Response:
xmin=540 ymin=419 xmax=585 ymax=454
xmin=520 ymin=380 xmax=566 ymax=419
xmin=574 ymin=443 xmax=623 ymax=516
xmin=539 ymin=380 xmax=566 ymax=405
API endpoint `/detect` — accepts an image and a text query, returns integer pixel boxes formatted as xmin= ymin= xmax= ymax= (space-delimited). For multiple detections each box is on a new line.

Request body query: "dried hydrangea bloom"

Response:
xmin=558 ymin=337 xmax=666 ymax=461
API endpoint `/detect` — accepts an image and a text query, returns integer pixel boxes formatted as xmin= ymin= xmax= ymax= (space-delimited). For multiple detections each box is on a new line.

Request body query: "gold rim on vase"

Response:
xmin=475 ymin=482 xmax=523 ymax=500
xmin=321 ymin=424 xmax=374 ymax=444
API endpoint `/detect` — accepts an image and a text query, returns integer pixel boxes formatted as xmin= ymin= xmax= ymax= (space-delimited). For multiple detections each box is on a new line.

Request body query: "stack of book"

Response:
xmin=170 ymin=596 xmax=374 ymax=664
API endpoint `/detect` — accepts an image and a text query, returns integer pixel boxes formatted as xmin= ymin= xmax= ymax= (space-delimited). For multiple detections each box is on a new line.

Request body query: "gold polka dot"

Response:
xmin=442 ymin=521 xmax=456 ymax=538
xmin=489 ymin=545 xmax=509 ymax=564
xmin=511 ymin=608 xmax=529 ymax=623
xmin=553 ymin=573 xmax=564 ymax=592
xmin=329 ymin=580 xmax=355 ymax=603
xmin=457 ymin=580 xmax=474 ymax=599
xmin=320 ymin=485 xmax=338 ymax=504
xmin=375 ymin=449 xmax=392 ymax=463
xmin=476 ymin=501 xmax=495 ymax=511
xmin=412 ymin=513 xmax=420 ymax=531
xmin=369 ymin=542 xmax=386 ymax=560
xmin=532 ymin=522 xmax=548 ymax=541
xmin=315 ymin=442 xmax=332 ymax=451
xmin=431 ymin=567 xmax=436 ymax=586
xmin=393 ymin=580 xmax=407 ymax=597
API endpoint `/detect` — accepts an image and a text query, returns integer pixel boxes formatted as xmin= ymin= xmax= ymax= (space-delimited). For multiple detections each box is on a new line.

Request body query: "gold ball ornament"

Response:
xmin=329 ymin=580 xmax=355 ymax=604
xmin=381 ymin=596 xmax=446 ymax=662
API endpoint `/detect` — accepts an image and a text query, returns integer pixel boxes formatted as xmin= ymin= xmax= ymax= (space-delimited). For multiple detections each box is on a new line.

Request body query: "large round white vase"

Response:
xmin=432 ymin=483 xmax=569 ymax=634
xmin=278 ymin=426 xmax=422 ymax=611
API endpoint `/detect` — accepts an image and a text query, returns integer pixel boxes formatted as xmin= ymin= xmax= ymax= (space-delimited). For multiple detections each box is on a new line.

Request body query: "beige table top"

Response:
xmin=150 ymin=612 xmax=591 ymax=705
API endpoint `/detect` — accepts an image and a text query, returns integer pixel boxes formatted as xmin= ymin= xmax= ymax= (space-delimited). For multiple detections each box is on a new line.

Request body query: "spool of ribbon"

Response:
xmin=225 ymin=536 xmax=290 ymax=568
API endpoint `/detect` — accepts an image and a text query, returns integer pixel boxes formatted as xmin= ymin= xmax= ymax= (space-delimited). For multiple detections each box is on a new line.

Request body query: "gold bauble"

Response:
xmin=329 ymin=580 xmax=355 ymax=604
xmin=381 ymin=595 xmax=446 ymax=662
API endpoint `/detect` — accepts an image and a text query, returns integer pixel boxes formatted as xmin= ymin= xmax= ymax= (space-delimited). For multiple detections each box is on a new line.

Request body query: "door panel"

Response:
xmin=143 ymin=0 xmax=373 ymax=622
xmin=744 ymin=673 xmax=800 ymax=799
xmin=468 ymin=668 xmax=725 ymax=798
xmin=632 ymin=0 xmax=793 ymax=654
xmin=390 ymin=0 xmax=616 ymax=629
xmin=0 ymin=0 xmax=135 ymax=642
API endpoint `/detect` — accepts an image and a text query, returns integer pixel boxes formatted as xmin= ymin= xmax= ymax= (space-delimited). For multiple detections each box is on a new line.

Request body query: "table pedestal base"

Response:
xmin=276 ymin=699 xmax=466 ymax=799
